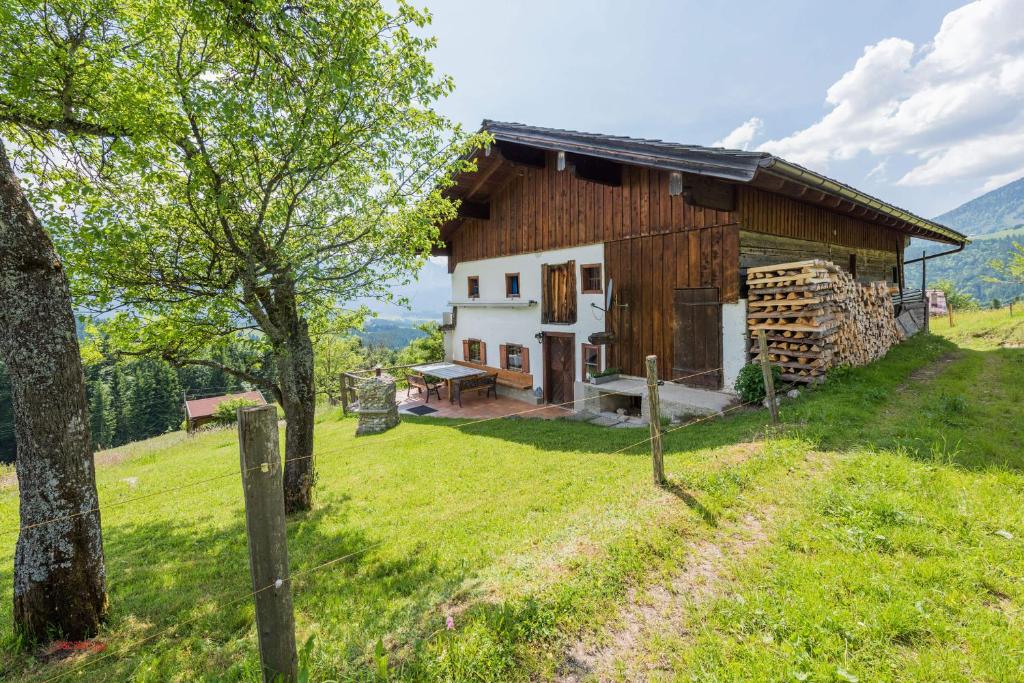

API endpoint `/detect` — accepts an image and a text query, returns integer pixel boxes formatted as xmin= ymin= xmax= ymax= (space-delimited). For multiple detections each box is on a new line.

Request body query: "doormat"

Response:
xmin=406 ymin=405 xmax=438 ymax=416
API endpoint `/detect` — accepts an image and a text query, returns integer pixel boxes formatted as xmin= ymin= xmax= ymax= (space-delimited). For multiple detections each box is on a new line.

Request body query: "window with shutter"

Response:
xmin=504 ymin=344 xmax=524 ymax=372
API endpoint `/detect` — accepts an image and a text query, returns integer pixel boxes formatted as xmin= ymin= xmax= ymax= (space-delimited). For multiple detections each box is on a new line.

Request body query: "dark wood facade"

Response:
xmin=447 ymin=153 xmax=736 ymax=271
xmin=443 ymin=153 xmax=911 ymax=382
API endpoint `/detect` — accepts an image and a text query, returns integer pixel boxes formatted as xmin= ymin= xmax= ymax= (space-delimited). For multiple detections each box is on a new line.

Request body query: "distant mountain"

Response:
xmin=357 ymin=318 xmax=428 ymax=349
xmin=906 ymin=175 xmax=1024 ymax=304
xmin=934 ymin=176 xmax=1024 ymax=236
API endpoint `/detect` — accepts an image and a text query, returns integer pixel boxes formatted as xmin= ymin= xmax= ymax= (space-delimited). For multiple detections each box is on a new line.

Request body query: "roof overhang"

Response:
xmin=436 ymin=121 xmax=968 ymax=253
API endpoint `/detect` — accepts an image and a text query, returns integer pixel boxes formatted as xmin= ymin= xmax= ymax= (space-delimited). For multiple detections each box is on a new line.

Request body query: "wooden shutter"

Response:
xmin=499 ymin=344 xmax=508 ymax=369
xmin=542 ymin=261 xmax=578 ymax=324
xmin=462 ymin=339 xmax=470 ymax=361
xmin=480 ymin=341 xmax=487 ymax=365
xmin=541 ymin=264 xmax=551 ymax=323
xmin=521 ymin=347 xmax=530 ymax=374
xmin=565 ymin=260 xmax=577 ymax=323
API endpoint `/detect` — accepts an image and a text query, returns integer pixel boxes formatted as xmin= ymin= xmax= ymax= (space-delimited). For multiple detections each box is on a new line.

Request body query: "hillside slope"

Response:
xmin=3 ymin=319 xmax=1022 ymax=681
xmin=907 ymin=175 xmax=1024 ymax=302
xmin=934 ymin=175 xmax=1024 ymax=236
xmin=908 ymin=227 xmax=1024 ymax=304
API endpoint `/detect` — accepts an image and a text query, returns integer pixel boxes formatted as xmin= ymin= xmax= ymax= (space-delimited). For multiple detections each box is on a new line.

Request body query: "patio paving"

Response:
xmin=396 ymin=389 xmax=573 ymax=421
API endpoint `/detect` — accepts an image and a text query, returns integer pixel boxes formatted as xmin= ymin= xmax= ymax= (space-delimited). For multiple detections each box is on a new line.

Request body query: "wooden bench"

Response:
xmin=452 ymin=373 xmax=497 ymax=407
xmin=453 ymin=360 xmax=533 ymax=391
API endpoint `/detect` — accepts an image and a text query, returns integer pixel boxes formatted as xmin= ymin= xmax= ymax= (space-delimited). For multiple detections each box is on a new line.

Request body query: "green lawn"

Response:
xmin=1 ymin=313 xmax=1022 ymax=681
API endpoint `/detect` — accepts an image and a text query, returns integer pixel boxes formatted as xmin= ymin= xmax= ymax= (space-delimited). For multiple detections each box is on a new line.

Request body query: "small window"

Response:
xmin=582 ymin=343 xmax=601 ymax=380
xmin=581 ymin=264 xmax=602 ymax=294
xmin=505 ymin=273 xmax=520 ymax=298
xmin=506 ymin=343 xmax=523 ymax=371
xmin=467 ymin=276 xmax=480 ymax=299
xmin=467 ymin=339 xmax=482 ymax=363
xmin=848 ymin=254 xmax=857 ymax=279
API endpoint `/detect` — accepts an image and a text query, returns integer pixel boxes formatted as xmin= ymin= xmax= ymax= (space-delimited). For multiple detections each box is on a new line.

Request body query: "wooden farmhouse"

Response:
xmin=184 ymin=390 xmax=266 ymax=432
xmin=435 ymin=121 xmax=967 ymax=416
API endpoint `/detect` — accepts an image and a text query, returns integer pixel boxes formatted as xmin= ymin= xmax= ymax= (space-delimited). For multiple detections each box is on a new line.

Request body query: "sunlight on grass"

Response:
xmin=1 ymin=322 xmax=1022 ymax=681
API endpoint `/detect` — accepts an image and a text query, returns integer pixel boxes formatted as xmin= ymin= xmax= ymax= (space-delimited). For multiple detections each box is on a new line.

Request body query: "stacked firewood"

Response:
xmin=745 ymin=259 xmax=903 ymax=383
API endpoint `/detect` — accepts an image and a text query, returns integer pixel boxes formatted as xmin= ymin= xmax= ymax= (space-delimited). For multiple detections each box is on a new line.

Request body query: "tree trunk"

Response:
xmin=0 ymin=141 xmax=107 ymax=641
xmin=275 ymin=310 xmax=317 ymax=515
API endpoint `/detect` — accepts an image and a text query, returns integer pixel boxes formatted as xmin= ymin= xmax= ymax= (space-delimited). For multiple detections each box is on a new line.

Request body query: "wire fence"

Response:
xmin=8 ymin=360 xmax=800 ymax=680
xmin=1 ymin=366 xmax=728 ymax=537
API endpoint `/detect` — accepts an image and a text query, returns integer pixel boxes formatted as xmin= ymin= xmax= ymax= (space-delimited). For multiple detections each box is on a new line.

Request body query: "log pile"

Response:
xmin=745 ymin=259 xmax=903 ymax=383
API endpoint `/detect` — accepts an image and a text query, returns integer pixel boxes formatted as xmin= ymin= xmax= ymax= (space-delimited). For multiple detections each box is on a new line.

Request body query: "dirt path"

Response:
xmin=897 ymin=350 xmax=961 ymax=389
xmin=555 ymin=452 xmax=831 ymax=682
xmin=553 ymin=347 xmax=973 ymax=682
xmin=555 ymin=513 xmax=767 ymax=682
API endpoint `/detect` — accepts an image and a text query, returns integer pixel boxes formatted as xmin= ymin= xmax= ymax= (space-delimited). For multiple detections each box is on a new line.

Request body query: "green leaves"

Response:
xmin=2 ymin=0 xmax=484 ymax=367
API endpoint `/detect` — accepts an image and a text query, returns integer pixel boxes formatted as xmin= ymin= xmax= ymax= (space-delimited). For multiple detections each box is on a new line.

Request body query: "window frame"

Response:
xmin=505 ymin=272 xmax=521 ymax=298
xmin=467 ymin=338 xmax=483 ymax=363
xmin=580 ymin=263 xmax=603 ymax=294
xmin=505 ymin=343 xmax=524 ymax=372
xmin=467 ymin=275 xmax=480 ymax=299
xmin=581 ymin=343 xmax=602 ymax=380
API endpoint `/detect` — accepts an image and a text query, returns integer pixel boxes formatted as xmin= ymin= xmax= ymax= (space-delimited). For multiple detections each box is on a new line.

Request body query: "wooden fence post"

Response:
xmin=644 ymin=355 xmax=666 ymax=486
xmin=238 ymin=405 xmax=298 ymax=683
xmin=340 ymin=373 xmax=349 ymax=416
xmin=757 ymin=329 xmax=779 ymax=425
xmin=947 ymin=301 xmax=955 ymax=328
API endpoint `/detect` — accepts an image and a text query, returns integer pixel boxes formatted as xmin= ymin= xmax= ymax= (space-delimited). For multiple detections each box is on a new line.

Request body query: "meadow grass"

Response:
xmin=609 ymin=312 xmax=1024 ymax=682
xmin=0 ymin=315 xmax=1021 ymax=681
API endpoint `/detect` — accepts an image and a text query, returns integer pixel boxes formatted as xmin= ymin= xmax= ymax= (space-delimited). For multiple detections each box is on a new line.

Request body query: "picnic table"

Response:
xmin=411 ymin=362 xmax=487 ymax=403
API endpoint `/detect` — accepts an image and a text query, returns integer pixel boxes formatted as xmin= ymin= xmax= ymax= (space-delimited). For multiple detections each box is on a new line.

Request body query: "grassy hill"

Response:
xmin=2 ymin=316 xmax=1022 ymax=681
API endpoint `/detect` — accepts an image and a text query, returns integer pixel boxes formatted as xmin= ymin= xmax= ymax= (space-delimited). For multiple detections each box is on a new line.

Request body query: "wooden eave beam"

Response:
xmin=463 ymin=154 xmax=504 ymax=200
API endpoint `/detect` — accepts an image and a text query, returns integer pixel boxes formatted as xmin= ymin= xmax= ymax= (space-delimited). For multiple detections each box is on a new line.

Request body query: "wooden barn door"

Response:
xmin=672 ymin=288 xmax=723 ymax=389
xmin=544 ymin=333 xmax=575 ymax=404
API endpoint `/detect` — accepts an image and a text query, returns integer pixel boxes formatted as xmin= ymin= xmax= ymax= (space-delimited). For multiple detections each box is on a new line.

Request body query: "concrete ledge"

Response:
xmin=577 ymin=376 xmax=734 ymax=424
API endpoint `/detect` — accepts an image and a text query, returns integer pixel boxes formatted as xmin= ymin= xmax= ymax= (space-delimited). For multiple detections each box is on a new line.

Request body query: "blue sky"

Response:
xmin=377 ymin=0 xmax=1024 ymax=318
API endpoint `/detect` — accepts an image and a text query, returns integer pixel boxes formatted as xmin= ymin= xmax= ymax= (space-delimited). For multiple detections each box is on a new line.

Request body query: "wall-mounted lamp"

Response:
xmin=534 ymin=331 xmax=545 ymax=342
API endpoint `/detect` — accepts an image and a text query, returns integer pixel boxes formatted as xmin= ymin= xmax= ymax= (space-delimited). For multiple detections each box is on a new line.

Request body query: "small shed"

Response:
xmin=184 ymin=390 xmax=266 ymax=432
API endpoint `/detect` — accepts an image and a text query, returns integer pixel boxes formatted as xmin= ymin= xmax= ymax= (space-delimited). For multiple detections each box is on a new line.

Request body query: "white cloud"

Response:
xmin=750 ymin=0 xmax=1024 ymax=188
xmin=713 ymin=117 xmax=763 ymax=150
xmin=866 ymin=159 xmax=889 ymax=181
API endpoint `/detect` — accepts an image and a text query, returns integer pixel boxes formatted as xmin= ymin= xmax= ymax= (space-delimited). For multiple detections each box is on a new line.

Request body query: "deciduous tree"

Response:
xmin=0 ymin=0 xmax=160 ymax=640
xmin=19 ymin=0 xmax=482 ymax=513
xmin=988 ymin=242 xmax=1024 ymax=287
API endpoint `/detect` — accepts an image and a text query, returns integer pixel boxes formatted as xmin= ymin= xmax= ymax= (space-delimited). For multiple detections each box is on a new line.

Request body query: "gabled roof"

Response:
xmin=447 ymin=120 xmax=967 ymax=246
xmin=184 ymin=391 xmax=266 ymax=420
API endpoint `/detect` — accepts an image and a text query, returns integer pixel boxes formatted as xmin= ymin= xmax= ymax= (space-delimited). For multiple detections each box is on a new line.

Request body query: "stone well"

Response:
xmin=355 ymin=374 xmax=400 ymax=435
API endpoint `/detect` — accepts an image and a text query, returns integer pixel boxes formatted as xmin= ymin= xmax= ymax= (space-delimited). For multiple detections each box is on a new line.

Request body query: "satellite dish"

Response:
xmin=606 ymin=278 xmax=614 ymax=310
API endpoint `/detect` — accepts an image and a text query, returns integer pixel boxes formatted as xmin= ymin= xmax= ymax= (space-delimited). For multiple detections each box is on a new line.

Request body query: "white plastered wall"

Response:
xmin=448 ymin=244 xmax=607 ymax=399
xmin=721 ymin=299 xmax=748 ymax=394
